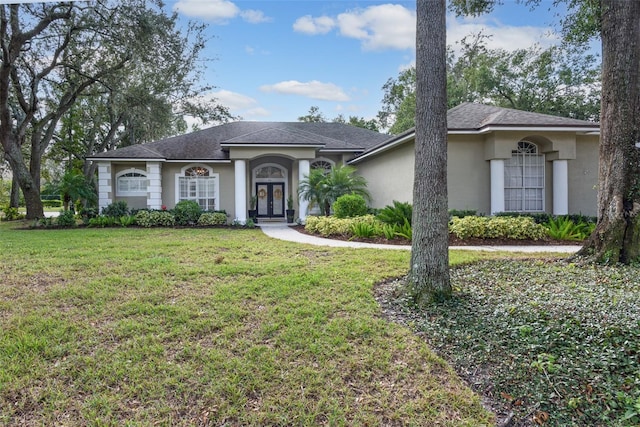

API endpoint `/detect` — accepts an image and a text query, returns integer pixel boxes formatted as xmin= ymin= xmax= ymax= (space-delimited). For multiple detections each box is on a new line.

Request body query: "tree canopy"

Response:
xmin=298 ymin=106 xmax=379 ymax=132
xmin=0 ymin=1 xmax=232 ymax=218
xmin=378 ymin=34 xmax=601 ymax=134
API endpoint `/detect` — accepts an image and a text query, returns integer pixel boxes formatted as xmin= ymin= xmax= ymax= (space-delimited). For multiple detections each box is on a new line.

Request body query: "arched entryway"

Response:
xmin=252 ymin=163 xmax=288 ymax=219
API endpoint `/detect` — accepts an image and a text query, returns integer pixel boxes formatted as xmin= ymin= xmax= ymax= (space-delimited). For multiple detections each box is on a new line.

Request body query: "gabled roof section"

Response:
xmin=448 ymin=102 xmax=599 ymax=130
xmin=350 ymin=103 xmax=600 ymax=164
xmin=88 ymin=121 xmax=389 ymax=161
xmin=222 ymin=127 xmax=329 ymax=147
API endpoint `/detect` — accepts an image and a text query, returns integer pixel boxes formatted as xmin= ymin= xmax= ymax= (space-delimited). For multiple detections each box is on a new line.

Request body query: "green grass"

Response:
xmin=380 ymin=259 xmax=640 ymax=426
xmin=0 ymin=221 xmax=500 ymax=426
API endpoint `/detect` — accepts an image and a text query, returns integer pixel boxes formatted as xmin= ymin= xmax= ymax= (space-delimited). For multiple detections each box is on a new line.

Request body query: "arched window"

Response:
xmin=177 ymin=164 xmax=218 ymax=210
xmin=255 ymin=165 xmax=285 ymax=179
xmin=504 ymin=141 xmax=545 ymax=211
xmin=311 ymin=158 xmax=334 ymax=175
xmin=116 ymin=169 xmax=147 ymax=196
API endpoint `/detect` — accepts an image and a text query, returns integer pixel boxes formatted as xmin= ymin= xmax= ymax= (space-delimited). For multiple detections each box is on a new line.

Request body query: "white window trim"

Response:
xmin=504 ymin=141 xmax=545 ymax=212
xmin=115 ymin=168 xmax=148 ymax=197
xmin=174 ymin=163 xmax=220 ymax=211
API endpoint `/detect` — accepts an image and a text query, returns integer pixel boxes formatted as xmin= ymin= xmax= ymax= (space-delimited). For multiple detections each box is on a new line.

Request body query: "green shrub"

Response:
xmin=2 ymin=205 xmax=24 ymax=221
xmin=494 ymin=211 xmax=552 ymax=225
xmin=350 ymin=221 xmax=380 ymax=238
xmin=42 ymin=199 xmax=62 ymax=208
xmin=150 ymin=210 xmax=175 ymax=227
xmin=545 ymin=216 xmax=594 ymax=241
xmin=34 ymin=217 xmax=53 ymax=228
xmin=197 ymin=212 xmax=227 ymax=226
xmin=88 ymin=215 xmax=117 ymax=228
xmin=173 ymin=200 xmax=202 ymax=226
xmin=448 ymin=209 xmax=477 ymax=218
xmin=134 ymin=210 xmax=175 ymax=227
xmin=118 ymin=215 xmax=136 ymax=227
xmin=377 ymin=201 xmax=412 ymax=227
xmin=449 ymin=216 xmax=547 ymax=240
xmin=381 ymin=223 xmax=397 ymax=240
xmin=394 ymin=218 xmax=412 ymax=241
xmin=56 ymin=210 xmax=77 ymax=228
xmin=101 ymin=201 xmax=129 ymax=218
xmin=333 ymin=194 xmax=368 ymax=218
xmin=305 ymin=215 xmax=380 ymax=237
xmin=135 ymin=210 xmax=153 ymax=228
xmin=449 ymin=216 xmax=488 ymax=239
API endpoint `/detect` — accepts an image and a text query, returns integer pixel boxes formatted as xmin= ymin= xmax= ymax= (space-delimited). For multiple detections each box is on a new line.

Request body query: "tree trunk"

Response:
xmin=408 ymin=0 xmax=451 ymax=304
xmin=577 ymin=0 xmax=640 ymax=263
xmin=1 ymin=137 xmax=44 ymax=219
xmin=10 ymin=174 xmax=20 ymax=208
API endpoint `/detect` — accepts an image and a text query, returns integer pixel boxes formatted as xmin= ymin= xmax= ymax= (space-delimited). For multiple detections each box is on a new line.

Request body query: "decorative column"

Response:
xmin=146 ymin=162 xmax=162 ymax=210
xmin=490 ymin=159 xmax=505 ymax=214
xmin=298 ymin=159 xmax=310 ymax=223
xmin=97 ymin=162 xmax=112 ymax=212
xmin=234 ymin=159 xmax=247 ymax=223
xmin=553 ymin=159 xmax=569 ymax=215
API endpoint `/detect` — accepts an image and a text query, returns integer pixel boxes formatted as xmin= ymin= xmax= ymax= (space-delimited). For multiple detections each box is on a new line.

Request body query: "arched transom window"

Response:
xmin=116 ymin=169 xmax=147 ymax=196
xmin=311 ymin=159 xmax=334 ymax=175
xmin=504 ymin=141 xmax=545 ymax=212
xmin=255 ymin=165 xmax=285 ymax=179
xmin=177 ymin=165 xmax=218 ymax=211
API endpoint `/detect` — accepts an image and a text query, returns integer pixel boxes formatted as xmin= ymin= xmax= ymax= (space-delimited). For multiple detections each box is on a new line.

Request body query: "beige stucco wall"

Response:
xmin=355 ymin=131 xmax=599 ymax=216
xmin=355 ymin=135 xmax=491 ymax=214
xmin=160 ymin=162 xmax=235 ymax=215
xmin=355 ymin=141 xmax=415 ymax=209
xmin=448 ymin=135 xmax=490 ymax=214
xmin=228 ymin=146 xmax=317 ymax=160
xmin=568 ymin=135 xmax=599 ymax=216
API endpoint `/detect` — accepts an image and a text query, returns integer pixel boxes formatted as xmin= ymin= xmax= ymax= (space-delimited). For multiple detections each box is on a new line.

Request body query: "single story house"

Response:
xmin=89 ymin=103 xmax=600 ymax=221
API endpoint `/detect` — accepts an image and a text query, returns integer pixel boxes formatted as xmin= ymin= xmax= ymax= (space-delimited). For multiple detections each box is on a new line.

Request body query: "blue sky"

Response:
xmin=10 ymin=1 xmax=591 ymax=126
xmin=167 ymin=0 xmax=579 ymax=126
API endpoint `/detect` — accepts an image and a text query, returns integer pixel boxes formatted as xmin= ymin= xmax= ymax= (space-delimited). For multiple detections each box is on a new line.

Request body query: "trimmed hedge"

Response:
xmin=305 ymin=215 xmax=381 ymax=237
xmin=449 ymin=215 xmax=548 ymax=240
xmin=42 ymin=199 xmax=62 ymax=208
xmin=197 ymin=212 xmax=228 ymax=226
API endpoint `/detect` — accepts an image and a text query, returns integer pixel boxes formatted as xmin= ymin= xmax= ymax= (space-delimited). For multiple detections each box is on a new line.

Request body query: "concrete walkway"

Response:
xmin=258 ymin=223 xmax=582 ymax=253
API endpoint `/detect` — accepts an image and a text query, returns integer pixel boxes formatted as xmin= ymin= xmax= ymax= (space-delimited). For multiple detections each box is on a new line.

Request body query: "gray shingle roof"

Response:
xmin=351 ymin=103 xmax=600 ymax=163
xmin=448 ymin=103 xmax=599 ymax=129
xmin=89 ymin=121 xmax=389 ymax=160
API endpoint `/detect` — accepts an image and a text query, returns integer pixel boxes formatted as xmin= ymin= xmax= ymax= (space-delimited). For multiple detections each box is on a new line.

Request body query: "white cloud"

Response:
xmin=293 ymin=15 xmax=336 ymax=35
xmin=336 ymin=4 xmax=416 ymax=51
xmin=174 ymin=0 xmax=238 ymax=23
xmin=260 ymin=80 xmax=350 ymax=102
xmin=447 ymin=14 xmax=558 ymax=55
xmin=241 ymin=10 xmax=272 ymax=24
xmin=293 ymin=5 xmax=557 ymax=54
xmin=174 ymin=0 xmax=270 ymax=24
xmin=211 ymin=90 xmax=259 ymax=110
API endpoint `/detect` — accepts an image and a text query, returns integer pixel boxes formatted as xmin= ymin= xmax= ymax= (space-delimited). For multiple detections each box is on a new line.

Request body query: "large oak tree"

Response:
xmin=1 ymin=1 xmax=230 ymax=219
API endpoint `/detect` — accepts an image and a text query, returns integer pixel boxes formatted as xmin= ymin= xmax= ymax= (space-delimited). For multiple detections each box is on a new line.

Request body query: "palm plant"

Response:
xmin=298 ymin=168 xmax=330 ymax=215
xmin=324 ymin=164 xmax=370 ymax=206
xmin=55 ymin=170 xmax=97 ymax=212
xmin=298 ymin=164 xmax=370 ymax=216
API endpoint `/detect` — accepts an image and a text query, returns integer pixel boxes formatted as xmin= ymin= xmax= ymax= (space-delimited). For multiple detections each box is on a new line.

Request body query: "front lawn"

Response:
xmin=0 ymin=222 xmax=497 ymax=425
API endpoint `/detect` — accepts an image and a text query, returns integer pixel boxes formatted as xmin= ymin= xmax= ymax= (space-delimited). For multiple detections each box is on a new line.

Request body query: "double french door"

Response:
xmin=256 ymin=183 xmax=285 ymax=218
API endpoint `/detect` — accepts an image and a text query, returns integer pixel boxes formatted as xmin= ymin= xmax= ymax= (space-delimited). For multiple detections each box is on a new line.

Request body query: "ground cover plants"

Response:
xmin=377 ymin=259 xmax=640 ymax=426
xmin=0 ymin=221 xmax=495 ymax=426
